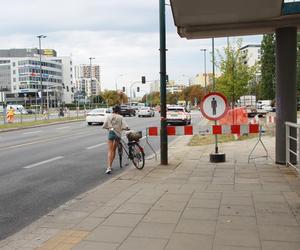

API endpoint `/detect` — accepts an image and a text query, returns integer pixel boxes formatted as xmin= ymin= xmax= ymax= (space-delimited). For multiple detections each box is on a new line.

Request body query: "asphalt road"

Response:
xmin=0 ymin=111 xmax=202 ymax=240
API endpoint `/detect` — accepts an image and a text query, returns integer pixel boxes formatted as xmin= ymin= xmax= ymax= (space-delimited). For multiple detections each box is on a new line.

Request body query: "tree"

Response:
xmin=101 ymin=90 xmax=121 ymax=106
xmin=143 ymin=92 xmax=160 ymax=106
xmin=181 ymin=85 xmax=205 ymax=105
xmin=260 ymin=34 xmax=276 ymax=100
xmin=216 ymin=39 xmax=257 ymax=105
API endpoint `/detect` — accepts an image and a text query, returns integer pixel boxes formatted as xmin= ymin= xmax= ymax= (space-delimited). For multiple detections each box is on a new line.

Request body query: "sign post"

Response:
xmin=200 ymin=92 xmax=228 ymax=162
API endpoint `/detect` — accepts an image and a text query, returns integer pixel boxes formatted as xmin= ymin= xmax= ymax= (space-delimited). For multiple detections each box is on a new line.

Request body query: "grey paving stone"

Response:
xmin=175 ymin=219 xmax=216 ymax=235
xmin=192 ymin=192 xmax=222 ymax=200
xmin=102 ymin=213 xmax=143 ymax=227
xmin=253 ymin=193 xmax=286 ymax=203
xmin=74 ymin=217 xmax=104 ymax=231
xmin=259 ymin=225 xmax=300 ymax=242
xmin=85 ymin=225 xmax=132 ymax=243
xmin=160 ymin=193 xmax=191 ymax=202
xmin=213 ymin=245 xmax=260 ymax=250
xmin=115 ymin=202 xmax=152 ymax=214
xmin=219 ymin=205 xmax=256 ymax=217
xmin=254 ymin=202 xmax=293 ymax=214
xmin=152 ymin=200 xmax=187 ymax=211
xmin=118 ymin=237 xmax=167 ymax=250
xmin=221 ymin=196 xmax=253 ymax=206
xmin=261 ymin=240 xmax=300 ymax=250
xmin=217 ymin=216 xmax=257 ymax=230
xmin=131 ymin=222 xmax=175 ymax=239
xmin=89 ymin=205 xmax=118 ymax=218
xmin=182 ymin=207 xmax=219 ymax=220
xmin=256 ymin=212 xmax=298 ymax=226
xmin=72 ymin=241 xmax=119 ymax=250
xmin=165 ymin=233 xmax=214 ymax=250
xmin=188 ymin=198 xmax=220 ymax=209
xmin=127 ymin=194 xmax=162 ymax=204
xmin=235 ymin=184 xmax=263 ymax=191
xmin=206 ymin=184 xmax=234 ymax=191
xmin=143 ymin=210 xmax=181 ymax=224
xmin=214 ymin=228 xmax=260 ymax=248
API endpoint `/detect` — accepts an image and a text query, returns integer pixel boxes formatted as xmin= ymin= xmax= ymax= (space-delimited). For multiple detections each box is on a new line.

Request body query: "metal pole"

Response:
xmin=89 ymin=57 xmax=95 ymax=109
xmin=160 ymin=0 xmax=168 ymax=165
xmin=38 ymin=36 xmax=43 ymax=113
xmin=212 ymin=38 xmax=218 ymax=154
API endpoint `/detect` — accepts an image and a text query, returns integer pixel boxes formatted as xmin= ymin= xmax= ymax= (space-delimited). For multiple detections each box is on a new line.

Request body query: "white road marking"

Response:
xmin=23 ymin=130 xmax=42 ymax=135
xmin=56 ymin=126 xmax=70 ymax=130
xmin=24 ymin=156 xmax=64 ymax=169
xmin=86 ymin=143 xmax=106 ymax=150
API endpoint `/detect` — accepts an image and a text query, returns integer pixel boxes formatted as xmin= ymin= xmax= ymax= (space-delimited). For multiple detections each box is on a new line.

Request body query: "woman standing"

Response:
xmin=102 ymin=105 xmax=128 ymax=174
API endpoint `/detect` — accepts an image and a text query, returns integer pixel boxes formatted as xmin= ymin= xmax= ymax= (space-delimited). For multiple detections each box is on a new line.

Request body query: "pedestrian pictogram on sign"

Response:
xmin=200 ymin=92 xmax=228 ymax=121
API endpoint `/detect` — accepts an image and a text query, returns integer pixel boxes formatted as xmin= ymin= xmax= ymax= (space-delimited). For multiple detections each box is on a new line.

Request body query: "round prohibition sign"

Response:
xmin=200 ymin=92 xmax=229 ymax=121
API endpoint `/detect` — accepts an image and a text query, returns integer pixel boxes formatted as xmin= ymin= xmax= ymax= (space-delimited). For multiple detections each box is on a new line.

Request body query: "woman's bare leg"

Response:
xmin=107 ymin=139 xmax=118 ymax=169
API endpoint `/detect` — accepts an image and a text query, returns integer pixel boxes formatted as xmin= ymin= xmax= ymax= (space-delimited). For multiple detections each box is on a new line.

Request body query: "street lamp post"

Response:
xmin=89 ymin=57 xmax=95 ymax=108
xmin=200 ymin=48 xmax=207 ymax=93
xmin=37 ymin=35 xmax=46 ymax=113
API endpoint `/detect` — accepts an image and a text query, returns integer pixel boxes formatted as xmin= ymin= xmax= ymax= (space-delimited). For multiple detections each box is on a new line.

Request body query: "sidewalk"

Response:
xmin=1 ymin=135 xmax=300 ymax=250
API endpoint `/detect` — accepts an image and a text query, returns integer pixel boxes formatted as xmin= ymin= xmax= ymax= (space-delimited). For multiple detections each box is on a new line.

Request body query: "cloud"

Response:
xmin=0 ymin=0 xmax=262 ymax=90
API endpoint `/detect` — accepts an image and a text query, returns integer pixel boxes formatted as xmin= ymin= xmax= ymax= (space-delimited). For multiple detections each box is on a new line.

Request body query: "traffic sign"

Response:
xmin=200 ymin=92 xmax=228 ymax=121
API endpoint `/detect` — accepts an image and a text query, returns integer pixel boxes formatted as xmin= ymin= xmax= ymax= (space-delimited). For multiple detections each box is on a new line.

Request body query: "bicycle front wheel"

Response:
xmin=131 ymin=143 xmax=145 ymax=169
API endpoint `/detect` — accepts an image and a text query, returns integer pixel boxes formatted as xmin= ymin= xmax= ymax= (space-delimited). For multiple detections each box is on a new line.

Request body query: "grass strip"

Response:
xmin=0 ymin=116 xmax=85 ymax=130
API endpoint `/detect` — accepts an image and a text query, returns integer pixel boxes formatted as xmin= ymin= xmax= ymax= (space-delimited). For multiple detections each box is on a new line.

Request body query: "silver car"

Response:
xmin=137 ymin=107 xmax=155 ymax=117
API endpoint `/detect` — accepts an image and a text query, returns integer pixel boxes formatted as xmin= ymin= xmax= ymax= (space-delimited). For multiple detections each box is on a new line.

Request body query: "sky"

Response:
xmin=1 ymin=0 xmax=262 ymax=94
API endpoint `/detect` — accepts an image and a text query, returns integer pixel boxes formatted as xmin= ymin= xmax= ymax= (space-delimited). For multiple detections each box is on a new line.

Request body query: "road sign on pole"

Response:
xmin=200 ymin=92 xmax=228 ymax=163
xmin=200 ymin=92 xmax=228 ymax=121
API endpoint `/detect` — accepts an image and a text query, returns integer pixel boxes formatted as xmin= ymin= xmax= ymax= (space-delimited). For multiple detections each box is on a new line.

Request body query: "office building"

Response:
xmin=0 ymin=48 xmax=74 ymax=106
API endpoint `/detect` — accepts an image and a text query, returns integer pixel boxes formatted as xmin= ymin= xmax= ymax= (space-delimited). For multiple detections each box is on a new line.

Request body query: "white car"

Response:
xmin=138 ymin=107 xmax=155 ymax=117
xmin=86 ymin=108 xmax=112 ymax=125
xmin=166 ymin=106 xmax=191 ymax=125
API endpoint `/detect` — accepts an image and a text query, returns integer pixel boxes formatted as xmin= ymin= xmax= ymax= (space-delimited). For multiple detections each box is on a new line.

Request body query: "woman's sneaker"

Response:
xmin=105 ymin=168 xmax=112 ymax=174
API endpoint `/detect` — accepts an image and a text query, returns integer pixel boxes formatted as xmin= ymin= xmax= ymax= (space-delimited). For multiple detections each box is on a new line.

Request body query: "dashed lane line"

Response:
xmin=23 ymin=130 xmax=42 ymax=135
xmin=23 ymin=156 xmax=64 ymax=169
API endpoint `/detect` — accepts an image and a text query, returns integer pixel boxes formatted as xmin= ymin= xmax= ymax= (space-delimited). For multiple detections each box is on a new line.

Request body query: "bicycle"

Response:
xmin=117 ymin=130 xmax=145 ymax=170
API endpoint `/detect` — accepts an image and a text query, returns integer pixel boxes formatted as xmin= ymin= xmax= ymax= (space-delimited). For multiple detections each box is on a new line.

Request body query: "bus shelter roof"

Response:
xmin=170 ymin=0 xmax=300 ymax=39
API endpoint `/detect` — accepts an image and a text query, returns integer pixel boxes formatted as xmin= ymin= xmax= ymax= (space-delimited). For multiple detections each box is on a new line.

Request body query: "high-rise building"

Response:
xmin=74 ymin=64 xmax=101 ymax=98
xmin=240 ymin=44 xmax=261 ymax=68
xmin=0 ymin=48 xmax=74 ymax=106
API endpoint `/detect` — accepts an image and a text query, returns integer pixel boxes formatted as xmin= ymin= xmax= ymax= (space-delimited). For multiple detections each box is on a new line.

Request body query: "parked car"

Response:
xmin=166 ymin=105 xmax=191 ymax=125
xmin=119 ymin=105 xmax=136 ymax=117
xmin=138 ymin=107 xmax=155 ymax=117
xmin=86 ymin=108 xmax=112 ymax=125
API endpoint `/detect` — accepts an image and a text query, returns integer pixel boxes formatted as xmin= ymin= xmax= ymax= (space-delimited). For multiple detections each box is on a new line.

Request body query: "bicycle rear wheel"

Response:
xmin=131 ymin=143 xmax=145 ymax=169
xmin=117 ymin=142 xmax=123 ymax=168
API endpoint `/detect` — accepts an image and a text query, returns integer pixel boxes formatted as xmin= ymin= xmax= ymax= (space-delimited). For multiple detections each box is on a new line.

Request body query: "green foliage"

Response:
xmin=181 ymin=85 xmax=205 ymax=105
xmin=260 ymin=34 xmax=275 ymax=100
xmin=143 ymin=91 xmax=160 ymax=106
xmin=101 ymin=90 xmax=128 ymax=106
xmin=215 ymin=39 xmax=257 ymax=103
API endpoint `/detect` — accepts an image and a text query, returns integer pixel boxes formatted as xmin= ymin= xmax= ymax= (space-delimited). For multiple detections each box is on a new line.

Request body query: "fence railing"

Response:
xmin=285 ymin=121 xmax=300 ymax=172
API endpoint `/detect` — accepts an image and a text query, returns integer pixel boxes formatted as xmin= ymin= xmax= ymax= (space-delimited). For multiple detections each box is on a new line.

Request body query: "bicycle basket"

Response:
xmin=126 ymin=131 xmax=142 ymax=142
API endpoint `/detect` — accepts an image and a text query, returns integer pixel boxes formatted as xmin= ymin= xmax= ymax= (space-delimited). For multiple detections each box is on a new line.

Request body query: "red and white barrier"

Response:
xmin=147 ymin=124 xmax=259 ymax=136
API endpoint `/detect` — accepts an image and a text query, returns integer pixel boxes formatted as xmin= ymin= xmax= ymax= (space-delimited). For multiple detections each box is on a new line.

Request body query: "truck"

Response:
xmin=238 ymin=95 xmax=257 ymax=117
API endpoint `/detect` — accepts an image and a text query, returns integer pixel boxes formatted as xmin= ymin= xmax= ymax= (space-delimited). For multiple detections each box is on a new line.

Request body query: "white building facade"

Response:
xmin=0 ymin=48 xmax=74 ymax=106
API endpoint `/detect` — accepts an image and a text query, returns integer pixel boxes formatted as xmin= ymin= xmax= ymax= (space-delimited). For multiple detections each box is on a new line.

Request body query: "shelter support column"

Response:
xmin=276 ymin=27 xmax=297 ymax=164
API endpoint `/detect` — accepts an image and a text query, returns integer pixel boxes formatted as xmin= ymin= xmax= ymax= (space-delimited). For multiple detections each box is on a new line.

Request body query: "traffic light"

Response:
xmin=141 ymin=76 xmax=146 ymax=84
xmin=122 ymin=86 xmax=126 ymax=92
xmin=137 ymin=87 xmax=140 ymax=92
xmin=166 ymin=74 xmax=169 ymax=82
